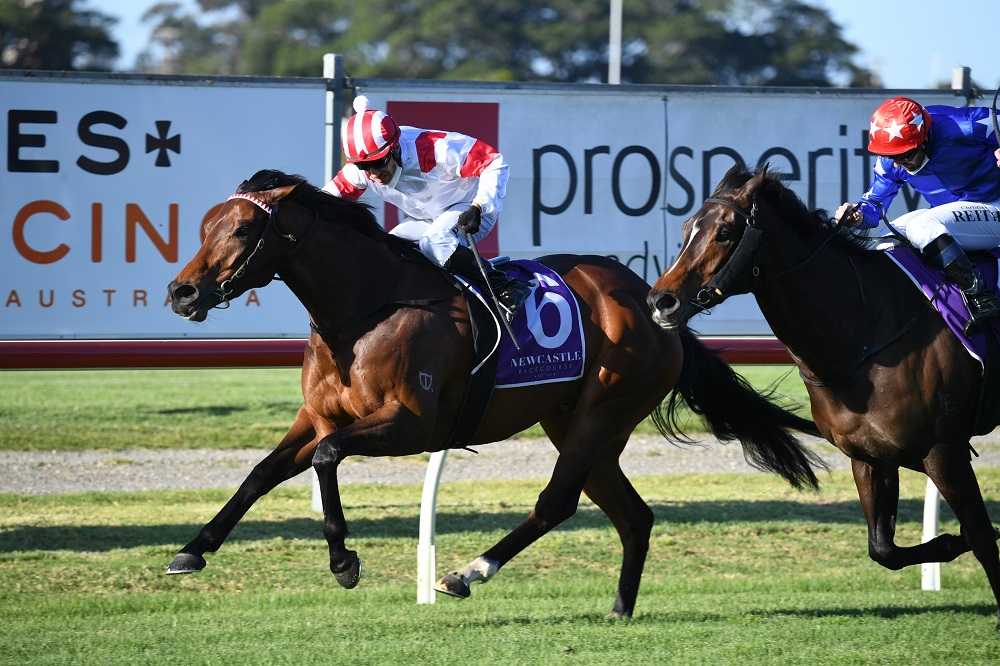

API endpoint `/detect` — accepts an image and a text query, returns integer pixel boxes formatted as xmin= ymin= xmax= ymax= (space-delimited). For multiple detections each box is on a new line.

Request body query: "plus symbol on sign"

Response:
xmin=145 ymin=121 xmax=181 ymax=167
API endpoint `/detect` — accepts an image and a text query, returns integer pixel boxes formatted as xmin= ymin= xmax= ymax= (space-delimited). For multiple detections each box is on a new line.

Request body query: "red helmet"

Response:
xmin=867 ymin=96 xmax=932 ymax=156
xmin=342 ymin=95 xmax=400 ymax=163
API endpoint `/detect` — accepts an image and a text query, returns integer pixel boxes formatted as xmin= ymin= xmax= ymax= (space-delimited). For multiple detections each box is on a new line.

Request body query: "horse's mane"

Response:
xmin=236 ymin=169 xmax=390 ymax=243
xmin=716 ymin=165 xmax=873 ymax=254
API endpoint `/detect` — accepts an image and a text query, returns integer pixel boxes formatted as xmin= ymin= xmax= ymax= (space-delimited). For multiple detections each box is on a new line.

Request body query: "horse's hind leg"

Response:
xmin=579 ymin=453 xmax=654 ymax=618
xmin=434 ymin=452 xmax=590 ymax=599
xmin=923 ymin=449 xmax=1000 ymax=629
xmin=435 ymin=425 xmax=641 ymax=611
xmin=851 ymin=459 xmax=971 ymax=571
xmin=166 ymin=408 xmax=316 ymax=574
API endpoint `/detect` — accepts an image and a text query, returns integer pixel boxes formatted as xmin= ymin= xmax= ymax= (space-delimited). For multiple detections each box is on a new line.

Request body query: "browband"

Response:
xmin=228 ymin=192 xmax=273 ymax=215
xmin=704 ymin=197 xmax=751 ymax=220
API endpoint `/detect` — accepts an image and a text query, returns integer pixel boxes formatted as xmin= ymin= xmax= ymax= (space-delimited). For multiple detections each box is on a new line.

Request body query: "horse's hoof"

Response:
xmin=332 ymin=553 xmax=362 ymax=589
xmin=433 ymin=572 xmax=471 ymax=599
xmin=165 ymin=552 xmax=206 ymax=575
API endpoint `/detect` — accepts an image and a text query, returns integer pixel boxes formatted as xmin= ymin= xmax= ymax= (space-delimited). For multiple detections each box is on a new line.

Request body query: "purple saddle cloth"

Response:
xmin=467 ymin=259 xmax=585 ymax=388
xmin=886 ymin=247 xmax=1000 ymax=366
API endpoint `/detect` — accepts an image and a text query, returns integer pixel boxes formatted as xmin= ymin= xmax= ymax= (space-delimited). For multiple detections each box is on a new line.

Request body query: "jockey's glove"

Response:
xmin=456 ymin=205 xmax=482 ymax=234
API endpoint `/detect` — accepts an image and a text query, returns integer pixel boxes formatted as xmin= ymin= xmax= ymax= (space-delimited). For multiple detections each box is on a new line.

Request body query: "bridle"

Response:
xmin=691 ymin=197 xmax=762 ymax=310
xmin=213 ymin=192 xmax=319 ymax=308
xmin=694 ymin=195 xmax=846 ymax=305
xmin=695 ymin=193 xmax=924 ymax=387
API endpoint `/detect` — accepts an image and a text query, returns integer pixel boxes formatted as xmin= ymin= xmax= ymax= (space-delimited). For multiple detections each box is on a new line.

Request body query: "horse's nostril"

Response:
xmin=647 ymin=291 xmax=678 ymax=315
xmin=169 ymin=280 xmax=198 ymax=302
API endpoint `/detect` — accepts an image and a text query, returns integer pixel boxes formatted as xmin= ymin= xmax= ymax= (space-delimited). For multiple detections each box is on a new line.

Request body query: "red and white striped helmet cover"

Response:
xmin=342 ymin=95 xmax=400 ymax=163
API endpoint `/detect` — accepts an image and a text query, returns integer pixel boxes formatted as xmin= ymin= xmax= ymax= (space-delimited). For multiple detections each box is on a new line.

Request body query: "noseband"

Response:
xmin=685 ymin=197 xmax=764 ymax=315
xmin=214 ymin=192 xmax=318 ymax=308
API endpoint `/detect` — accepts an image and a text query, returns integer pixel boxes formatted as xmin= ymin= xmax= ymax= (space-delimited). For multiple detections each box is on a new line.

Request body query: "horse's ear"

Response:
xmin=710 ymin=161 xmax=746 ymax=197
xmin=262 ymin=183 xmax=299 ymax=205
xmin=735 ymin=162 xmax=770 ymax=204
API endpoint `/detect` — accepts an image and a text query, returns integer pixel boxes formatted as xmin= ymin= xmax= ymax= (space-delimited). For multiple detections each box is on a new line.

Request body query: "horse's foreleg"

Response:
xmin=312 ymin=456 xmax=361 ymax=589
xmin=851 ymin=459 xmax=970 ymax=571
xmin=312 ymin=402 xmax=425 ymax=589
xmin=166 ymin=408 xmax=317 ymax=574
xmin=924 ymin=449 xmax=1000 ymax=630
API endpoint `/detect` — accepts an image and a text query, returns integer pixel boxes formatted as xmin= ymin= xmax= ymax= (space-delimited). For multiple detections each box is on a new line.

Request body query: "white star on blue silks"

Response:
xmin=976 ymin=110 xmax=996 ymax=137
xmin=883 ymin=118 xmax=906 ymax=142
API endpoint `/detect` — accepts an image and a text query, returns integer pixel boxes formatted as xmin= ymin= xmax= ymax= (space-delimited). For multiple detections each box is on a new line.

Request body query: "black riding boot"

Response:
xmin=923 ymin=233 xmax=1000 ymax=328
xmin=445 ymin=245 xmax=532 ymax=322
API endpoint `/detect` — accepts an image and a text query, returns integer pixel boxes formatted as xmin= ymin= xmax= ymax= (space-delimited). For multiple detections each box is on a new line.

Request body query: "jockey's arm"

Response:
xmin=462 ymin=141 xmax=510 ymax=219
xmin=321 ymin=165 xmax=368 ymax=201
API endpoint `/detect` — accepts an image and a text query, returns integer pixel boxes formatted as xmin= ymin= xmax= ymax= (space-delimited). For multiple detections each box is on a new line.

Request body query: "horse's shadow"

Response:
xmin=2 ymin=497 xmax=989 ymax=554
xmin=440 ymin=603 xmax=998 ymax=627
xmin=153 ymin=401 xmax=299 ymax=417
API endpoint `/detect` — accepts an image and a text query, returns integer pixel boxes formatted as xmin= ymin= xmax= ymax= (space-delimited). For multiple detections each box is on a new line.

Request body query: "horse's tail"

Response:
xmin=651 ymin=329 xmax=827 ymax=491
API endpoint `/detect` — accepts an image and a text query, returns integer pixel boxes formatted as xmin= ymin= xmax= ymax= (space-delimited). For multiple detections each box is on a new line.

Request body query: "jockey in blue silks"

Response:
xmin=836 ymin=96 xmax=1000 ymax=327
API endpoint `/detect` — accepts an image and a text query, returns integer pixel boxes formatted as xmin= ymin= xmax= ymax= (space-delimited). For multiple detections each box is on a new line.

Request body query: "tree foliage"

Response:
xmin=0 ymin=0 xmax=118 ymax=71
xmin=3 ymin=0 xmax=875 ymax=86
xmin=136 ymin=0 xmax=873 ymax=86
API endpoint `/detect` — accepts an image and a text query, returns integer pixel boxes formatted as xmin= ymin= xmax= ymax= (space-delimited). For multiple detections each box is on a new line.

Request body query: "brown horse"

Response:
xmin=648 ymin=163 xmax=1000 ymax=628
xmin=166 ymin=169 xmax=823 ymax=617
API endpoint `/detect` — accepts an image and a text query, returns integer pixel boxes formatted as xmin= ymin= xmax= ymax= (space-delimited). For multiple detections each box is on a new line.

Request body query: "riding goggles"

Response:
xmin=354 ymin=151 xmax=394 ymax=172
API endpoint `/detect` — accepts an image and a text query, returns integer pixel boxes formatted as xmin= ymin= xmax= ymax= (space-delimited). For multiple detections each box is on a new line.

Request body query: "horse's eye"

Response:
xmin=234 ymin=225 xmax=250 ymax=239
xmin=715 ymin=227 xmax=733 ymax=242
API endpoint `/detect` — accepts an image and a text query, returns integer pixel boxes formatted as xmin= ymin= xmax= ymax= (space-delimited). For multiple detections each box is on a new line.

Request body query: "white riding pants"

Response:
xmin=388 ymin=206 xmax=497 ymax=267
xmin=891 ymin=201 xmax=1000 ymax=252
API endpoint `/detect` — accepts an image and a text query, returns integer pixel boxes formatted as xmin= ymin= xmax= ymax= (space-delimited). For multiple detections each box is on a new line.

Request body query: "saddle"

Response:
xmin=441 ymin=257 xmax=587 ymax=448
xmin=387 ymin=238 xmax=585 ymax=448
xmin=886 ymin=246 xmax=1000 ymax=436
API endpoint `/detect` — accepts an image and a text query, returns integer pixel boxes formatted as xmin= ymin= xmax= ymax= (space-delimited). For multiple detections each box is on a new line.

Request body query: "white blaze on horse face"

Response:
xmin=663 ymin=217 xmax=705 ymax=276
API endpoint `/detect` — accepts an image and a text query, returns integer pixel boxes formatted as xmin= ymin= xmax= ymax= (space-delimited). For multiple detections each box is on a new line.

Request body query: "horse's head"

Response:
xmin=648 ymin=163 xmax=772 ymax=330
xmin=168 ymin=170 xmax=303 ymax=322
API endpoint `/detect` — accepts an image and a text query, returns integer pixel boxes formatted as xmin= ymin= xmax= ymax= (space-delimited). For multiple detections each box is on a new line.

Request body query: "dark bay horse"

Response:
xmin=648 ymin=163 xmax=1000 ymax=628
xmin=166 ymin=169 xmax=823 ymax=617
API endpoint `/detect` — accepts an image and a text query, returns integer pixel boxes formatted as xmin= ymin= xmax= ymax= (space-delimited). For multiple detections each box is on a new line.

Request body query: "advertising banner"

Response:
xmin=1 ymin=73 xmax=325 ymax=339
xmin=2 ymin=71 xmax=962 ymax=339
xmin=355 ymin=83 xmax=961 ymax=334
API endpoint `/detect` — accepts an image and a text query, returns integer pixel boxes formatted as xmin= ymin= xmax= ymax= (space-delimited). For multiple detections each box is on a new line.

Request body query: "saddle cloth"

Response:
xmin=466 ymin=259 xmax=586 ymax=388
xmin=886 ymin=247 xmax=1000 ymax=367
xmin=443 ymin=259 xmax=585 ymax=449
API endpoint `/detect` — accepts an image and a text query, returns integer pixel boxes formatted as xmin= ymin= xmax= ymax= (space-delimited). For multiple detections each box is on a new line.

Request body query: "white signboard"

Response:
xmin=1 ymin=72 xmax=962 ymax=339
xmin=1 ymin=73 xmax=324 ymax=339
xmin=355 ymin=84 xmax=961 ymax=334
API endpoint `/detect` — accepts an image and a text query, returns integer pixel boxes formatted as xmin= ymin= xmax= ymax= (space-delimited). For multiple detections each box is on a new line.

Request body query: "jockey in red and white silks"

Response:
xmin=322 ymin=96 xmax=530 ymax=321
xmin=836 ymin=96 xmax=1000 ymax=326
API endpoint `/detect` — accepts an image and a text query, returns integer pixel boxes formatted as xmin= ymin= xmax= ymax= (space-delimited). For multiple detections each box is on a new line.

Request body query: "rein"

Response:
xmin=698 ymin=194 xmax=925 ymax=388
